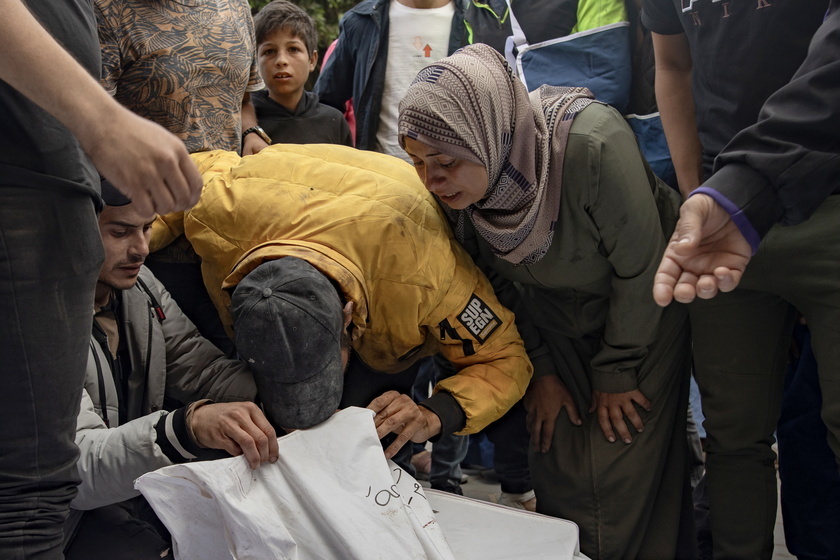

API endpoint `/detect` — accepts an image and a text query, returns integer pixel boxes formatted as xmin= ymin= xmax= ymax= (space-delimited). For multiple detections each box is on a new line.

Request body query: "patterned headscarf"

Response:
xmin=398 ymin=43 xmax=593 ymax=265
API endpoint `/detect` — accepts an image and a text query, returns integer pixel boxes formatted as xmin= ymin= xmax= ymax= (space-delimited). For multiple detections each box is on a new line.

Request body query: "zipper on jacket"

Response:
xmin=88 ymin=337 xmax=110 ymax=428
xmin=471 ymin=1 xmax=508 ymax=22
xmin=438 ymin=318 xmax=476 ymax=356
xmin=465 ymin=2 xmax=509 ymax=43
xmin=134 ymin=275 xmax=161 ymax=412
xmin=141 ymin=300 xmax=154 ymax=413
xmin=136 ymin=276 xmax=166 ymax=322
xmin=92 ymin=317 xmax=129 ymax=426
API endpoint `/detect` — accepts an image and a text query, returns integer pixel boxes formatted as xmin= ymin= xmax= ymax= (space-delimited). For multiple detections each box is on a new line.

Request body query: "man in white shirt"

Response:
xmin=314 ymin=0 xmax=469 ymax=158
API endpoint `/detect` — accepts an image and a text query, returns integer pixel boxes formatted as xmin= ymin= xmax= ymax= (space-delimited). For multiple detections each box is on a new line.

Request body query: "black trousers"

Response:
xmin=0 ymin=187 xmax=102 ymax=560
xmin=484 ymin=401 xmax=531 ymax=494
xmin=690 ymin=195 xmax=840 ymax=559
xmin=65 ymin=498 xmax=172 ymax=560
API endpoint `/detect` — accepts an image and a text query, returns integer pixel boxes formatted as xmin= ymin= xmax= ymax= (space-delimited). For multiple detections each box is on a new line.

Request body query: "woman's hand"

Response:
xmin=523 ymin=375 xmax=582 ymax=454
xmin=590 ymin=389 xmax=651 ymax=444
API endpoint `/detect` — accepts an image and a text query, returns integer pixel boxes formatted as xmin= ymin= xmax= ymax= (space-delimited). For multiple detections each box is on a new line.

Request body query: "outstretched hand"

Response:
xmin=367 ymin=391 xmax=442 ymax=460
xmin=523 ymin=374 xmax=582 ymax=454
xmin=189 ymin=401 xmax=279 ymax=469
xmin=653 ymin=193 xmax=752 ymax=306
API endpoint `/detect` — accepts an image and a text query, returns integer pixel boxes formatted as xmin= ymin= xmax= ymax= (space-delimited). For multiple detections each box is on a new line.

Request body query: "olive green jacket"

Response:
xmin=460 ymin=103 xmax=680 ymax=395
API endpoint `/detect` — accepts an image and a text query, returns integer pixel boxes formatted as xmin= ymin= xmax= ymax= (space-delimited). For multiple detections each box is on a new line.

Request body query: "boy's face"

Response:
xmin=258 ymin=26 xmax=317 ymax=110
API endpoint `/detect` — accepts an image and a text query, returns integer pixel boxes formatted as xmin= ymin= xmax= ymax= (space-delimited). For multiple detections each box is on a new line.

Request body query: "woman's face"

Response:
xmin=403 ymin=137 xmax=489 ymax=210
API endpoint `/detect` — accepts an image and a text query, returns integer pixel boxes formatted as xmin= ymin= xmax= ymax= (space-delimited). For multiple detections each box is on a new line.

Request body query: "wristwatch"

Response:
xmin=242 ymin=125 xmax=272 ymax=145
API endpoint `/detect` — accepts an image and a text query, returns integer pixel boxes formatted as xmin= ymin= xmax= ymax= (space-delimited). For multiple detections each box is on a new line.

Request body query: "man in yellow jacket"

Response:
xmin=152 ymin=144 xmax=532 ymax=458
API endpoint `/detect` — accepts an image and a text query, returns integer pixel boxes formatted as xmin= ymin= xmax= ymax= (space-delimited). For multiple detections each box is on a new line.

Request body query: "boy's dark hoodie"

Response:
xmin=253 ymin=89 xmax=353 ymax=147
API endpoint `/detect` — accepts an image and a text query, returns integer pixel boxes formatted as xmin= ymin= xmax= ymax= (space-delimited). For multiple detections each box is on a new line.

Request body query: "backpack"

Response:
xmin=465 ymin=0 xmax=677 ymax=190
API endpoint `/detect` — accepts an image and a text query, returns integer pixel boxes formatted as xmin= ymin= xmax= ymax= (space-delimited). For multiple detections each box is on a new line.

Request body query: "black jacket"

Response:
xmin=706 ymin=2 xmax=840 ymax=240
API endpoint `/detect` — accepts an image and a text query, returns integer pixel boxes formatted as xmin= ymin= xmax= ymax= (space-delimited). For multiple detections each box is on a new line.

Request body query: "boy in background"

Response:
xmin=252 ymin=0 xmax=353 ymax=146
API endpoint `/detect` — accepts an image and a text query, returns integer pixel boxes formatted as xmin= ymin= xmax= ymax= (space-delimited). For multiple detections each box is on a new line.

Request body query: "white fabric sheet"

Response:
xmin=426 ymin=490 xmax=590 ymax=559
xmin=136 ymin=407 xmax=586 ymax=559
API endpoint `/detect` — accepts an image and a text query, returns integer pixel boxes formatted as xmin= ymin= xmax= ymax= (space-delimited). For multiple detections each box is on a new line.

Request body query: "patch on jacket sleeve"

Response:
xmin=457 ymin=295 xmax=501 ymax=344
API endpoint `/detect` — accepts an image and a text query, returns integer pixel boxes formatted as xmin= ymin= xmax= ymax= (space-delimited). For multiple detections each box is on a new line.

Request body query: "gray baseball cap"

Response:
xmin=231 ymin=257 xmax=345 ymax=429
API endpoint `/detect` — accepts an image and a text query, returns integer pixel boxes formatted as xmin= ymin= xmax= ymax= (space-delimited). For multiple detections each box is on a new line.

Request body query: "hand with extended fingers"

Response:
xmin=653 ymin=193 xmax=752 ymax=306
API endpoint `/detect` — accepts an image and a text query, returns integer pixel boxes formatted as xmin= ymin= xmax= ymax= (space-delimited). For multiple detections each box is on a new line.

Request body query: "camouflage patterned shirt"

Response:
xmin=96 ymin=0 xmax=264 ymax=153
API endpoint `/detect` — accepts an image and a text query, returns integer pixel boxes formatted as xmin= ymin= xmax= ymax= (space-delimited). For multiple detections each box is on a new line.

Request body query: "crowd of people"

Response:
xmin=1 ymin=0 xmax=839 ymax=559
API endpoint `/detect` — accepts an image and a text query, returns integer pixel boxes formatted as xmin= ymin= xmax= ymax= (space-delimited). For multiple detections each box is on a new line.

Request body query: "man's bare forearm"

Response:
xmin=652 ymin=32 xmax=703 ymax=198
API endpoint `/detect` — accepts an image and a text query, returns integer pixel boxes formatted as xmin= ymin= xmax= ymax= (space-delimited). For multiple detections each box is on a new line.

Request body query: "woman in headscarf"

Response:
xmin=399 ymin=43 xmax=693 ymax=559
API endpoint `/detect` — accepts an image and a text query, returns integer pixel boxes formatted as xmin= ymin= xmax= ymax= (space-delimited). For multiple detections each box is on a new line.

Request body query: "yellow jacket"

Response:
xmin=152 ymin=144 xmax=532 ymax=434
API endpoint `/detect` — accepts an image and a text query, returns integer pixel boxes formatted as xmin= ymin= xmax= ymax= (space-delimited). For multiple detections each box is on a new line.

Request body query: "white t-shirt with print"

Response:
xmin=376 ymin=0 xmax=455 ymax=162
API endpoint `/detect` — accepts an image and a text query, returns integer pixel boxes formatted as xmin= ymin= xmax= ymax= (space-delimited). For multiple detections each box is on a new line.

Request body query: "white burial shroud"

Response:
xmin=136 ymin=406 xmax=588 ymax=560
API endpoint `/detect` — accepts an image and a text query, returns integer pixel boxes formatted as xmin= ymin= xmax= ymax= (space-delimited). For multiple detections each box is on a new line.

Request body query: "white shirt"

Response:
xmin=376 ymin=0 xmax=455 ymax=162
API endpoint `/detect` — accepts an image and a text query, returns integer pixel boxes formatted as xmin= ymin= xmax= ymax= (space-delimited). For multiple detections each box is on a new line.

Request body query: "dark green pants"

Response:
xmin=690 ymin=195 xmax=840 ymax=560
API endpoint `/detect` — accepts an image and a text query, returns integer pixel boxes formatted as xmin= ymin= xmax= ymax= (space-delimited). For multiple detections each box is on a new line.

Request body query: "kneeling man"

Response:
xmin=64 ymin=181 xmax=278 ymax=560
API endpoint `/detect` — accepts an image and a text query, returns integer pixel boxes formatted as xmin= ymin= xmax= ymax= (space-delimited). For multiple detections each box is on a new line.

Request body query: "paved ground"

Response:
xmin=772 ymin=477 xmax=794 ymax=560
xmin=422 ymin=466 xmax=794 ymax=559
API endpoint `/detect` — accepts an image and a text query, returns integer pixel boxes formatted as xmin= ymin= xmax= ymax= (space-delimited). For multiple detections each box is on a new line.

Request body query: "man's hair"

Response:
xmin=254 ymin=0 xmax=318 ymax=55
